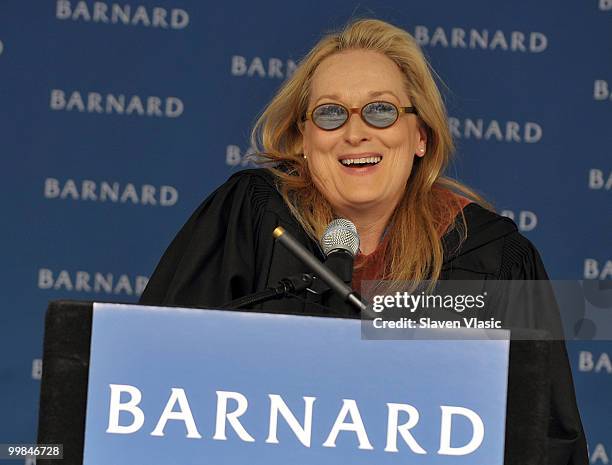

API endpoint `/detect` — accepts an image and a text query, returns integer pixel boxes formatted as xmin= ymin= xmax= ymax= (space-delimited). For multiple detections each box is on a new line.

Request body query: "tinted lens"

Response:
xmin=312 ymin=104 xmax=348 ymax=130
xmin=362 ymin=101 xmax=398 ymax=128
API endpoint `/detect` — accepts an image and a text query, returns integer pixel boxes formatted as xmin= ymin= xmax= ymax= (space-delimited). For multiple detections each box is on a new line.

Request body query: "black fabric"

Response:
xmin=140 ymin=168 xmax=588 ymax=465
xmin=37 ymin=300 xmax=93 ymax=465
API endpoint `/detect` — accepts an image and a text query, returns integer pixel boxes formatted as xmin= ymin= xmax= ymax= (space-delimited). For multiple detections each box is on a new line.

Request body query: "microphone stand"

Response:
xmin=273 ymin=227 xmax=372 ymax=316
xmin=221 ymin=226 xmax=373 ymax=318
xmin=221 ymin=273 xmax=314 ymax=309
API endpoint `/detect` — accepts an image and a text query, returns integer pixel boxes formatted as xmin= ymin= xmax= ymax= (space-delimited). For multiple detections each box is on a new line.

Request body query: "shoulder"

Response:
xmin=443 ymin=204 xmax=547 ymax=279
xmin=195 ymin=168 xmax=303 ymax=237
xmin=195 ymin=168 xmax=284 ymax=214
xmin=217 ymin=168 xmax=278 ymax=197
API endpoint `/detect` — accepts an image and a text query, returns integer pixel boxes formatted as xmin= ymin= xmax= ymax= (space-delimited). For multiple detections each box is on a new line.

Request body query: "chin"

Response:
xmin=338 ymin=193 xmax=384 ymax=208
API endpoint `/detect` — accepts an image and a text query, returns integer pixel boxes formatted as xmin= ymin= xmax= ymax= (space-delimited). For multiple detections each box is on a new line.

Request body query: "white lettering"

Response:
xmin=385 ymin=403 xmax=427 ymax=453
xmin=38 ymin=269 xmax=54 ymax=289
xmin=579 ymin=351 xmax=594 ymax=371
xmin=584 ymin=259 xmax=612 ymax=280
xmin=32 ymin=359 xmax=43 ymax=380
xmin=107 ymin=94 xmax=124 ymax=114
xmin=150 ymin=388 xmax=202 ymax=438
xmin=93 ymin=2 xmax=109 ymax=23
xmin=61 ymin=179 xmax=79 ymax=199
xmin=55 ymin=1 xmax=189 ymax=29
xmin=54 ymin=270 xmax=73 ymax=290
xmin=75 ymin=271 xmax=91 ymax=292
xmin=450 ymin=118 xmax=542 ymax=143
xmin=112 ymin=4 xmax=130 ymax=24
xmin=170 ymin=9 xmax=189 ymax=29
xmin=595 ymin=353 xmax=612 ymax=373
xmin=231 ymin=56 xmax=296 ymax=78
xmin=591 ymin=443 xmax=610 ymax=463
xmin=44 ymin=178 xmax=178 ymax=206
xmin=147 ymin=96 xmax=163 ymax=116
xmin=38 ymin=269 xmax=148 ymax=295
xmin=113 ymin=275 xmax=133 ymax=295
xmin=135 ymin=276 xmax=149 ymax=295
xmin=106 ymin=384 xmax=145 ymax=434
xmin=322 ymin=399 xmax=373 ymax=450
xmin=50 ymin=89 xmax=183 ymax=117
xmin=484 ymin=120 xmax=503 ymax=141
xmin=589 ymin=169 xmax=612 ymax=189
xmin=131 ymin=6 xmax=150 ymax=27
xmin=511 ymin=31 xmax=526 ymax=52
xmin=126 ymin=95 xmax=145 ymax=115
xmin=66 ymin=91 xmax=85 ymax=112
xmin=152 ymin=7 xmax=167 ymax=28
xmin=226 ymin=144 xmax=242 ymax=166
xmin=248 ymin=57 xmax=266 ymax=78
xmin=87 ymin=92 xmax=103 ymax=113
xmin=44 ymin=178 xmax=60 ymax=198
xmin=594 ymin=80 xmax=609 ymax=100
xmin=166 ymin=97 xmax=183 ymax=117
xmin=438 ymin=406 xmax=484 ymax=455
xmin=470 ymin=29 xmax=488 ymax=49
xmin=100 ymin=182 xmax=119 ymax=202
xmin=490 ymin=30 xmax=508 ymax=50
xmin=160 ymin=186 xmax=178 ymax=206
xmin=56 ymin=0 xmax=71 ymax=19
xmin=266 ymin=395 xmax=316 ymax=447
xmin=530 ymin=32 xmax=547 ymax=52
xmin=524 ymin=122 xmax=543 ymax=143
xmin=451 ymin=28 xmax=466 ymax=48
xmin=501 ymin=210 xmax=538 ymax=231
xmin=415 ymin=26 xmax=547 ymax=53
xmin=50 ymin=89 xmax=66 ymax=110
xmin=231 ymin=56 xmax=247 ymax=76
xmin=73 ymin=1 xmax=91 ymax=21
xmin=430 ymin=28 xmax=449 ymax=47
xmin=268 ymin=58 xmax=283 ymax=79
xmin=95 ymin=273 xmax=113 ymax=294
xmin=82 ymin=180 xmax=97 ymax=200
xmin=120 ymin=183 xmax=139 ymax=204
xmin=141 ymin=185 xmax=156 ymax=205
xmin=414 ymin=26 xmax=429 ymax=45
xmin=213 ymin=391 xmax=255 ymax=442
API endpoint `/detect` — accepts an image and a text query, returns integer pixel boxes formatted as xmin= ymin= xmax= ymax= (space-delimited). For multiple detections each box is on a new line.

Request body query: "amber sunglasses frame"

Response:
xmin=303 ymin=101 xmax=418 ymax=131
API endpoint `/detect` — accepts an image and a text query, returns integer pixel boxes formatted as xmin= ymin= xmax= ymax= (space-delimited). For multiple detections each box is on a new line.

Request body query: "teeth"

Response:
xmin=340 ymin=156 xmax=382 ymax=166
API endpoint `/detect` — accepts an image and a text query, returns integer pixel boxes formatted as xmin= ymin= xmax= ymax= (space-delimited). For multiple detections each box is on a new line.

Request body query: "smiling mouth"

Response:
xmin=339 ymin=155 xmax=383 ymax=167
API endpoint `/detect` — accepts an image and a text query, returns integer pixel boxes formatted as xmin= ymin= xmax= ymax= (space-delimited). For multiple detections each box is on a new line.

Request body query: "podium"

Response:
xmin=38 ymin=301 xmax=553 ymax=464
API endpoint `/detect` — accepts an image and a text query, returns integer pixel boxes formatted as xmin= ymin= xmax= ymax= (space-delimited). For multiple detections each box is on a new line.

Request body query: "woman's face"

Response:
xmin=302 ymin=49 xmax=426 ymax=218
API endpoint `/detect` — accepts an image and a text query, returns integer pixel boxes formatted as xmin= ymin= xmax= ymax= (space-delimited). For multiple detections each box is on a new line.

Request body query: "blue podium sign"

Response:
xmin=83 ymin=303 xmax=510 ymax=464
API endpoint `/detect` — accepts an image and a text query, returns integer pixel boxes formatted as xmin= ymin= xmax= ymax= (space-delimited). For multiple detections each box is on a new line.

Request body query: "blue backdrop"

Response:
xmin=0 ymin=1 xmax=610 ymax=462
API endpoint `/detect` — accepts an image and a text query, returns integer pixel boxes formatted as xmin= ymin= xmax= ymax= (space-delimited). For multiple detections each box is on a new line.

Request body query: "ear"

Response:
xmin=416 ymin=124 xmax=428 ymax=158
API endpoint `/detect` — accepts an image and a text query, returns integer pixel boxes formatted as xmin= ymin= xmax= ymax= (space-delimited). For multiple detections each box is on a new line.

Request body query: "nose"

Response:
xmin=343 ymin=110 xmax=371 ymax=145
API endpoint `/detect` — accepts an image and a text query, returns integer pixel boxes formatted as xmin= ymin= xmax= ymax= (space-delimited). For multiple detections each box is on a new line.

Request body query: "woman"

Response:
xmin=139 ymin=19 xmax=508 ymax=309
xmin=140 ymin=19 xmax=587 ymax=463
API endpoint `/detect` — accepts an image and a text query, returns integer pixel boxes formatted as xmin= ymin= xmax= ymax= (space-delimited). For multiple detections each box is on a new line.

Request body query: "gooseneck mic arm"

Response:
xmin=273 ymin=226 xmax=368 ymax=314
xmin=221 ymin=273 xmax=314 ymax=310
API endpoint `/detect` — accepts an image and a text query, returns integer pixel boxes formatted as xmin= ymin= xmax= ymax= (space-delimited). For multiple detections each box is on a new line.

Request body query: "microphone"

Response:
xmin=320 ymin=218 xmax=359 ymax=284
xmin=273 ymin=226 xmax=368 ymax=313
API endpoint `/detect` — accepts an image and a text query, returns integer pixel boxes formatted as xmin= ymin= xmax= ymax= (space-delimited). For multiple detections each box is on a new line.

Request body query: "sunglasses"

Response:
xmin=303 ymin=101 xmax=418 ymax=131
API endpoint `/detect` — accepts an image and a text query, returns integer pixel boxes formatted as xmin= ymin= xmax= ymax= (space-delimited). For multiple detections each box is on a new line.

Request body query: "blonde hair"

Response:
xmin=252 ymin=18 xmax=487 ymax=285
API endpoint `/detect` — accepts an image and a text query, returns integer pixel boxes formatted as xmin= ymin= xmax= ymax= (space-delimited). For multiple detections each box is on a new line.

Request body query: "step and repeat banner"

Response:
xmin=0 ymin=0 xmax=610 ymax=462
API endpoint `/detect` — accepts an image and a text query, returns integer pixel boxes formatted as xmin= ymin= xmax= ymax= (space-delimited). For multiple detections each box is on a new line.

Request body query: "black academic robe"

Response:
xmin=140 ymin=168 xmax=588 ymax=465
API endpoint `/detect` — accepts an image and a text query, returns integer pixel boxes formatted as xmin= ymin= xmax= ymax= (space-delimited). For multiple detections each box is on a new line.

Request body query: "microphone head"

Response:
xmin=321 ymin=218 xmax=360 ymax=257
